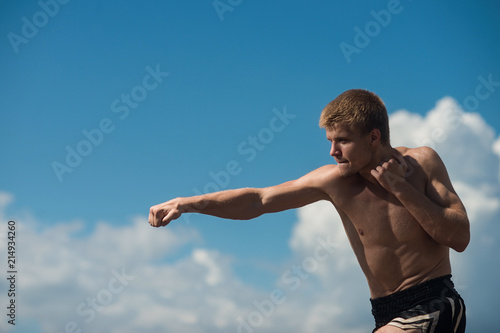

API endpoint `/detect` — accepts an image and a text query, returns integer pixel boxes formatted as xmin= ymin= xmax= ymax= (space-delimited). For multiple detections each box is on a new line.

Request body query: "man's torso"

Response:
xmin=323 ymin=147 xmax=451 ymax=298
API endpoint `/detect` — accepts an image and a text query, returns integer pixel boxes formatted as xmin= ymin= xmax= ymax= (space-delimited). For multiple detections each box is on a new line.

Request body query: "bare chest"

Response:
xmin=331 ymin=175 xmax=428 ymax=244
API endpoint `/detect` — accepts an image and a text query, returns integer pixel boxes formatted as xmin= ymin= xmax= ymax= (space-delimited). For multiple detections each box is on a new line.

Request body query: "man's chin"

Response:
xmin=337 ymin=163 xmax=355 ymax=177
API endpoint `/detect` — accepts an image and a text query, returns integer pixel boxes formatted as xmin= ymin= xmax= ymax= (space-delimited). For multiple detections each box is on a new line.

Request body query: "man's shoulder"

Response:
xmin=294 ymin=164 xmax=344 ymax=199
xmin=311 ymin=164 xmax=340 ymax=180
xmin=313 ymin=164 xmax=361 ymax=190
xmin=306 ymin=164 xmax=348 ymax=185
xmin=396 ymin=146 xmax=442 ymax=164
xmin=396 ymin=146 xmax=447 ymax=177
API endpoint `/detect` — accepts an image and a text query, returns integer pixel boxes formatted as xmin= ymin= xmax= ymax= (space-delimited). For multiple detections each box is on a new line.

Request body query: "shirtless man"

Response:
xmin=148 ymin=89 xmax=470 ymax=332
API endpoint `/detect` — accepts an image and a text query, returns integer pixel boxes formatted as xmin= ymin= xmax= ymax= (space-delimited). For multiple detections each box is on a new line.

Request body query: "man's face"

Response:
xmin=325 ymin=123 xmax=373 ymax=177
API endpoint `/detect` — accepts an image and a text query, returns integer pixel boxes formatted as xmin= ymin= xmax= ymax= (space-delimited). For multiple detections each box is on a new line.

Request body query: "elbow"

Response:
xmin=452 ymin=228 xmax=470 ymax=253
xmin=241 ymin=198 xmax=265 ymax=220
xmin=240 ymin=208 xmax=263 ymax=220
xmin=439 ymin=220 xmax=470 ymax=253
xmin=456 ymin=234 xmax=470 ymax=253
xmin=449 ymin=214 xmax=470 ymax=253
xmin=452 ymin=241 xmax=468 ymax=253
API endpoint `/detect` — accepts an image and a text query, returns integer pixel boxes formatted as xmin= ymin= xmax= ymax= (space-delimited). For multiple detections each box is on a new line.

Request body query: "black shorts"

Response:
xmin=371 ymin=275 xmax=466 ymax=332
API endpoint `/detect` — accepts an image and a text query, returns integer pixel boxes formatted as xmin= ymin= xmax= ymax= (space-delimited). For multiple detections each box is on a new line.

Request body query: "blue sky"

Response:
xmin=1 ymin=1 xmax=500 ymax=332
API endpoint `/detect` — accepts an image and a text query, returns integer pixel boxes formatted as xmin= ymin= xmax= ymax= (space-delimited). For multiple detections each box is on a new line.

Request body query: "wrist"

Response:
xmin=390 ymin=178 xmax=411 ymax=198
xmin=169 ymin=197 xmax=186 ymax=213
xmin=178 ymin=195 xmax=207 ymax=213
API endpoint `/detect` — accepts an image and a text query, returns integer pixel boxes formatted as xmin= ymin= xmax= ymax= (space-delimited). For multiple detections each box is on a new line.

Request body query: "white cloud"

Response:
xmin=0 ymin=204 xmax=255 ymax=333
xmin=494 ymin=136 xmax=500 ymax=157
xmin=0 ymin=191 xmax=14 ymax=209
xmin=192 ymin=248 xmax=227 ymax=286
xmin=287 ymin=200 xmax=371 ymax=326
xmin=493 ymin=136 xmax=500 ymax=180
xmin=390 ymin=97 xmax=499 ymax=184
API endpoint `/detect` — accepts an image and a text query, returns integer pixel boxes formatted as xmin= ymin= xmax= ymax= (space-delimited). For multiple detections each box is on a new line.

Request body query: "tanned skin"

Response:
xmin=149 ymin=123 xmax=470 ymax=333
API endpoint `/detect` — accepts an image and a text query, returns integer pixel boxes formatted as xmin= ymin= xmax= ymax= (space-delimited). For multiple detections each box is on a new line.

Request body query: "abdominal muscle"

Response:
xmin=361 ymin=237 xmax=451 ymax=298
xmin=335 ymin=198 xmax=452 ymax=299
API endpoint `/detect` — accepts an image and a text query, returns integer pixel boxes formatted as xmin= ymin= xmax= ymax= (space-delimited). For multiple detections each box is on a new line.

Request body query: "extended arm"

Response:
xmin=371 ymin=147 xmax=470 ymax=252
xmin=148 ymin=165 xmax=334 ymax=227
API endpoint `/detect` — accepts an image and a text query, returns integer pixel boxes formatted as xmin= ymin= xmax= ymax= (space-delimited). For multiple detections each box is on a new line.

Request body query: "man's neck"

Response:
xmin=358 ymin=145 xmax=395 ymax=184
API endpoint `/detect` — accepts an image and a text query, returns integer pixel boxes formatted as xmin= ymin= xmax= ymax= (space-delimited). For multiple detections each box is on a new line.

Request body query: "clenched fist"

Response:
xmin=148 ymin=199 xmax=184 ymax=227
xmin=370 ymin=153 xmax=408 ymax=193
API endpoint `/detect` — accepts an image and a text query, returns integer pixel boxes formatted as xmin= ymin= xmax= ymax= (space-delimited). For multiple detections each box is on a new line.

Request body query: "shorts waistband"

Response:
xmin=370 ymin=275 xmax=456 ymax=325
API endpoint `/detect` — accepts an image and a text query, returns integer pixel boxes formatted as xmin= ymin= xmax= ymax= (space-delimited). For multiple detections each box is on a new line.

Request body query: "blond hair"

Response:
xmin=319 ymin=89 xmax=390 ymax=145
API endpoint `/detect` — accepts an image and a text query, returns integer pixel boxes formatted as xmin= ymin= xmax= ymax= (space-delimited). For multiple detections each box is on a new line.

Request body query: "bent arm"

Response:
xmin=394 ymin=179 xmax=469 ymax=252
xmin=372 ymin=147 xmax=470 ymax=252
xmin=148 ymin=166 xmax=334 ymax=227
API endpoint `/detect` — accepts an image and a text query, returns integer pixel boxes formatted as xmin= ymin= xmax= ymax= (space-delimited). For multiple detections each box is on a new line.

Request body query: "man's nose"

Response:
xmin=330 ymin=143 xmax=340 ymax=157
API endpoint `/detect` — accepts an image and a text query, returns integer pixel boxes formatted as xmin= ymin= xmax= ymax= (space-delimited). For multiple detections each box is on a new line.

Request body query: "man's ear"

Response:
xmin=370 ymin=129 xmax=381 ymax=146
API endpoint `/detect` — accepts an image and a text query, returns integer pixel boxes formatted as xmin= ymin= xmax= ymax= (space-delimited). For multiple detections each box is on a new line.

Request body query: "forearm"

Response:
xmin=149 ymin=166 xmax=333 ymax=227
xmin=393 ymin=182 xmax=470 ymax=252
xmin=177 ymin=188 xmax=265 ymax=220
